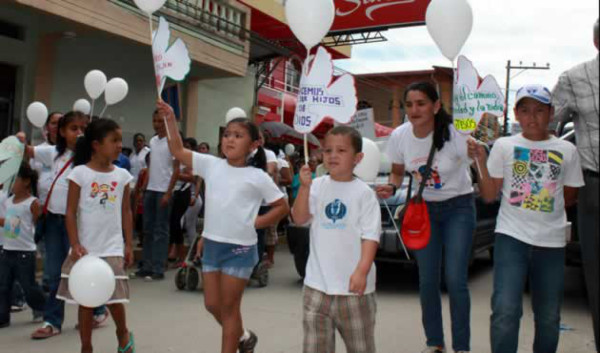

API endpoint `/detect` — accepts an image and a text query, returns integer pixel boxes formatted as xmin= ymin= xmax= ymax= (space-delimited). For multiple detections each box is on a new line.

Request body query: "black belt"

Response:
xmin=584 ymin=170 xmax=600 ymax=178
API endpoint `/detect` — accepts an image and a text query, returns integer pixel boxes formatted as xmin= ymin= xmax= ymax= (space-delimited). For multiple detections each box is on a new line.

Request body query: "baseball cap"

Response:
xmin=515 ymin=84 xmax=552 ymax=106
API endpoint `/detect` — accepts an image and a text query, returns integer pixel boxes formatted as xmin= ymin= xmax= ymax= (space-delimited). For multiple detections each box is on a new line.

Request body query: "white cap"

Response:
xmin=515 ymin=84 xmax=552 ymax=106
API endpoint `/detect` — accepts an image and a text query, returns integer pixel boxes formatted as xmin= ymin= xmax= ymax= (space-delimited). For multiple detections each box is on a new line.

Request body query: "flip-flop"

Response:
xmin=31 ymin=323 xmax=61 ymax=340
xmin=118 ymin=332 xmax=135 ymax=353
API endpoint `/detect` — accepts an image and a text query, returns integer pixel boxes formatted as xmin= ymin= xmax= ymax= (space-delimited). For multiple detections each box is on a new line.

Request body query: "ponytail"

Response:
xmin=248 ymin=146 xmax=267 ymax=171
xmin=404 ymin=82 xmax=452 ymax=151
xmin=74 ymin=135 xmax=92 ymax=166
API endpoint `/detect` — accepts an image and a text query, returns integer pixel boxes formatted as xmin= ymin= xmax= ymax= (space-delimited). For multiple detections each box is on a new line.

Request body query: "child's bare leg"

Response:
xmin=219 ymin=274 xmax=247 ymax=353
xmin=79 ymin=306 xmax=94 ymax=353
xmin=108 ymin=304 xmax=131 ymax=351
xmin=203 ymin=272 xmax=222 ymax=324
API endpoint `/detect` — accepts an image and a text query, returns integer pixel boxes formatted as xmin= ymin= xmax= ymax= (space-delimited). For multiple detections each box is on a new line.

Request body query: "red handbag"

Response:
xmin=399 ymin=142 xmax=436 ymax=251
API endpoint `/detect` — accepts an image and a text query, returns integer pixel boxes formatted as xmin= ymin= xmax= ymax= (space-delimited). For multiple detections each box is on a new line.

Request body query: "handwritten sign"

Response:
xmin=294 ymin=46 xmax=358 ymax=134
xmin=152 ymin=17 xmax=191 ymax=95
xmin=345 ymin=108 xmax=376 ymax=140
xmin=453 ymin=55 xmax=505 ymax=135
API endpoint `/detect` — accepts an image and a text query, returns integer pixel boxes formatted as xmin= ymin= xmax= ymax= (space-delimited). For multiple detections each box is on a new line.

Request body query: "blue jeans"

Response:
xmin=142 ymin=191 xmax=172 ymax=275
xmin=415 ymin=193 xmax=475 ymax=352
xmin=491 ymin=234 xmax=565 ymax=353
xmin=0 ymin=250 xmax=46 ymax=325
xmin=41 ymin=214 xmax=106 ymax=329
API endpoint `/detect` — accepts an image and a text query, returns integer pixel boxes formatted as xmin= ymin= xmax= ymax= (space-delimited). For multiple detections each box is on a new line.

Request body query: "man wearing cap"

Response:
xmin=552 ymin=19 xmax=599 ymax=351
xmin=469 ymin=85 xmax=585 ymax=353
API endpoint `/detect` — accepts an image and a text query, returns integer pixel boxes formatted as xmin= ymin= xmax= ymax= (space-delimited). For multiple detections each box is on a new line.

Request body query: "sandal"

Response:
xmin=31 ymin=322 xmax=61 ymax=340
xmin=118 ymin=332 xmax=135 ymax=353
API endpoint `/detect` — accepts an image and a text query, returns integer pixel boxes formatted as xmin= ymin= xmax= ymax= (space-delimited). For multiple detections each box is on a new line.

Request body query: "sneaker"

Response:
xmin=151 ymin=273 xmax=165 ymax=281
xmin=93 ymin=311 xmax=110 ymax=327
xmin=132 ymin=269 xmax=152 ymax=279
xmin=32 ymin=310 xmax=44 ymax=323
xmin=239 ymin=330 xmax=258 ymax=353
xmin=421 ymin=347 xmax=445 ymax=353
xmin=10 ymin=304 xmax=26 ymax=313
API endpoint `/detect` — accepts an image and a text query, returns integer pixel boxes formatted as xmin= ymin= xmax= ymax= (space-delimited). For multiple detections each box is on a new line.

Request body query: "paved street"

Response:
xmin=0 ymin=249 xmax=596 ymax=353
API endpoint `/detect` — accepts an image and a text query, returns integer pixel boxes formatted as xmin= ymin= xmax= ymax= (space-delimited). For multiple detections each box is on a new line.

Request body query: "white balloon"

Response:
xmin=426 ymin=0 xmax=474 ymax=61
xmin=225 ymin=107 xmax=247 ymax=123
xmin=354 ymin=138 xmax=381 ymax=183
xmin=104 ymin=78 xmax=129 ymax=106
xmin=68 ymin=255 xmax=115 ymax=308
xmin=285 ymin=0 xmax=335 ymax=50
xmin=133 ymin=0 xmax=167 ymax=14
xmin=73 ymin=99 xmax=91 ymax=115
xmin=84 ymin=70 xmax=107 ymax=100
xmin=26 ymin=102 xmax=48 ymax=128
xmin=285 ymin=143 xmax=295 ymax=156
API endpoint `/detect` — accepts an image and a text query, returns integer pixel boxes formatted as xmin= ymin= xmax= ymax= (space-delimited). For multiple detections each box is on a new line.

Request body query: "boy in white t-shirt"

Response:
xmin=468 ymin=85 xmax=585 ymax=353
xmin=292 ymin=126 xmax=381 ymax=353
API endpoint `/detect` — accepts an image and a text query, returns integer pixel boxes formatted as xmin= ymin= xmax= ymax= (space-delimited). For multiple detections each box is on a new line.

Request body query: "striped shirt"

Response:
xmin=553 ymin=55 xmax=599 ymax=172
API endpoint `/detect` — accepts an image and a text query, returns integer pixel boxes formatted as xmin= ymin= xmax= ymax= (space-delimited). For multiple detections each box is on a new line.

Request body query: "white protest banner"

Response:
xmin=153 ymin=16 xmax=192 ymax=95
xmin=346 ymin=108 xmax=376 ymax=140
xmin=453 ymin=55 xmax=505 ymax=134
xmin=294 ymin=46 xmax=358 ymax=135
xmin=0 ymin=136 xmax=24 ymax=192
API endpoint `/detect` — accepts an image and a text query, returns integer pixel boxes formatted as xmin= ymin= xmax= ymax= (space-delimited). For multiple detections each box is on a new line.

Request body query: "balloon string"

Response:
xmin=90 ymin=99 xmax=95 ymax=118
xmin=98 ymin=104 xmax=108 ymax=118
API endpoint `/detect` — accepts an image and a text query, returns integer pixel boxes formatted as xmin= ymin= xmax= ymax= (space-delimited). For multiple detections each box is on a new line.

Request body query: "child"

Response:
xmin=468 ymin=85 xmax=585 ymax=353
xmin=292 ymin=126 xmax=382 ymax=353
xmin=56 ymin=118 xmax=135 ymax=353
xmin=19 ymin=111 xmax=111 ymax=339
xmin=157 ymin=101 xmax=289 ymax=353
xmin=0 ymin=164 xmax=46 ymax=328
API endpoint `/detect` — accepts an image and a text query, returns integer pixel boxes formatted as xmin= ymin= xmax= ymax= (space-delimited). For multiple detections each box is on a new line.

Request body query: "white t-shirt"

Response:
xmin=277 ymin=157 xmax=290 ymax=197
xmin=386 ymin=122 xmax=474 ymax=202
xmin=192 ymin=152 xmax=284 ymax=246
xmin=488 ymin=134 xmax=585 ymax=247
xmin=305 ymin=176 xmax=382 ymax=296
xmin=30 ymin=142 xmax=53 ymax=205
xmin=68 ymin=165 xmax=133 ymax=257
xmin=129 ymin=146 xmax=150 ymax=185
xmin=147 ymin=136 xmax=174 ymax=193
xmin=265 ymin=148 xmax=278 ymax=165
xmin=34 ymin=146 xmax=74 ymax=215
xmin=2 ymin=196 xmax=37 ymax=252
xmin=0 ymin=190 xmax=9 ymax=247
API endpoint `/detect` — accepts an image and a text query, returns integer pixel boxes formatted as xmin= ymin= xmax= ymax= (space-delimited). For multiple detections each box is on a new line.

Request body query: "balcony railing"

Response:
xmin=111 ymin=0 xmax=246 ymax=48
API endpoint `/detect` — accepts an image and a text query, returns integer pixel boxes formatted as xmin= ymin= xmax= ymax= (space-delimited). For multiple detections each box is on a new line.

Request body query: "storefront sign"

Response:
xmin=332 ymin=0 xmax=430 ymax=32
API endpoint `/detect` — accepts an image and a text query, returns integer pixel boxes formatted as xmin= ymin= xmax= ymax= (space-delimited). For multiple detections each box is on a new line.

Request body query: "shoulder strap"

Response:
xmin=415 ymin=142 xmax=436 ymax=201
xmin=43 ymin=157 xmax=74 ymax=214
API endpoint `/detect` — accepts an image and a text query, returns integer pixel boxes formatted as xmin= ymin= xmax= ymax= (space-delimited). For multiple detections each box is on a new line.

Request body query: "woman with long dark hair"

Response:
xmin=377 ymin=82 xmax=476 ymax=353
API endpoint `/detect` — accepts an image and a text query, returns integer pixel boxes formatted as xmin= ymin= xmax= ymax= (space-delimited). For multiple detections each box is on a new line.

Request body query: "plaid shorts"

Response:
xmin=265 ymin=223 xmax=279 ymax=246
xmin=303 ymin=286 xmax=377 ymax=353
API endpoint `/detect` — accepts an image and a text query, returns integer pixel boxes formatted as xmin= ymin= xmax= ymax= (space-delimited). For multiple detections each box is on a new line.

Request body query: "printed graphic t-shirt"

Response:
xmin=386 ymin=122 xmax=474 ymax=202
xmin=2 ymin=196 xmax=37 ymax=251
xmin=192 ymin=152 xmax=284 ymax=246
xmin=305 ymin=176 xmax=382 ymax=296
xmin=488 ymin=134 xmax=584 ymax=247
xmin=68 ymin=165 xmax=133 ymax=257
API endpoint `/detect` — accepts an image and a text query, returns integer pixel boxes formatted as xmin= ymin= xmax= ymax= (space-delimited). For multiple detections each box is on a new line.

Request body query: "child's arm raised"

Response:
xmin=291 ymin=165 xmax=313 ymax=225
xmin=66 ymin=181 xmax=87 ymax=260
xmin=122 ymin=184 xmax=134 ymax=268
xmin=349 ymin=240 xmax=378 ymax=296
xmin=467 ymin=139 xmax=503 ymax=203
xmin=157 ymin=100 xmax=193 ymax=168
xmin=255 ymin=197 xmax=289 ymax=229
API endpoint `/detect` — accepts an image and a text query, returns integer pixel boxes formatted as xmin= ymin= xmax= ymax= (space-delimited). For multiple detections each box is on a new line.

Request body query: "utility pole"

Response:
xmin=503 ymin=60 xmax=551 ymax=135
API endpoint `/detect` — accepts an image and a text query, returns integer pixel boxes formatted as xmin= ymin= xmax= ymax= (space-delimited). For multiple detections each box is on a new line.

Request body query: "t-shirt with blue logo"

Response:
xmin=305 ymin=176 xmax=382 ymax=296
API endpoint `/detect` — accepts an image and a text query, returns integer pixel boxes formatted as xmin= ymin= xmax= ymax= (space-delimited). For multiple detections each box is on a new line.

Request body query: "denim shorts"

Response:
xmin=202 ymin=238 xmax=259 ymax=280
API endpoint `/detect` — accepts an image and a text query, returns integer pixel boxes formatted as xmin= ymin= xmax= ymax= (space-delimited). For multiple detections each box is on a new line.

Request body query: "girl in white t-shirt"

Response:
xmin=157 ymin=101 xmax=289 ymax=353
xmin=0 ymin=163 xmax=46 ymax=328
xmin=376 ymin=82 xmax=477 ymax=353
xmin=56 ymin=118 xmax=135 ymax=353
xmin=19 ymin=112 xmax=94 ymax=339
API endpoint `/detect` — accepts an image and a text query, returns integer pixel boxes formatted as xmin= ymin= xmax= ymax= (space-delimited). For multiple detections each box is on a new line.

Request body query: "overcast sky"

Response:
xmin=334 ymin=0 xmax=599 ymax=122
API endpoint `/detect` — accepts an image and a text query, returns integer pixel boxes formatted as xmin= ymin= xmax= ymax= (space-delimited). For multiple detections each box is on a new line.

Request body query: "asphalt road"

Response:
xmin=0 ymin=249 xmax=596 ymax=353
